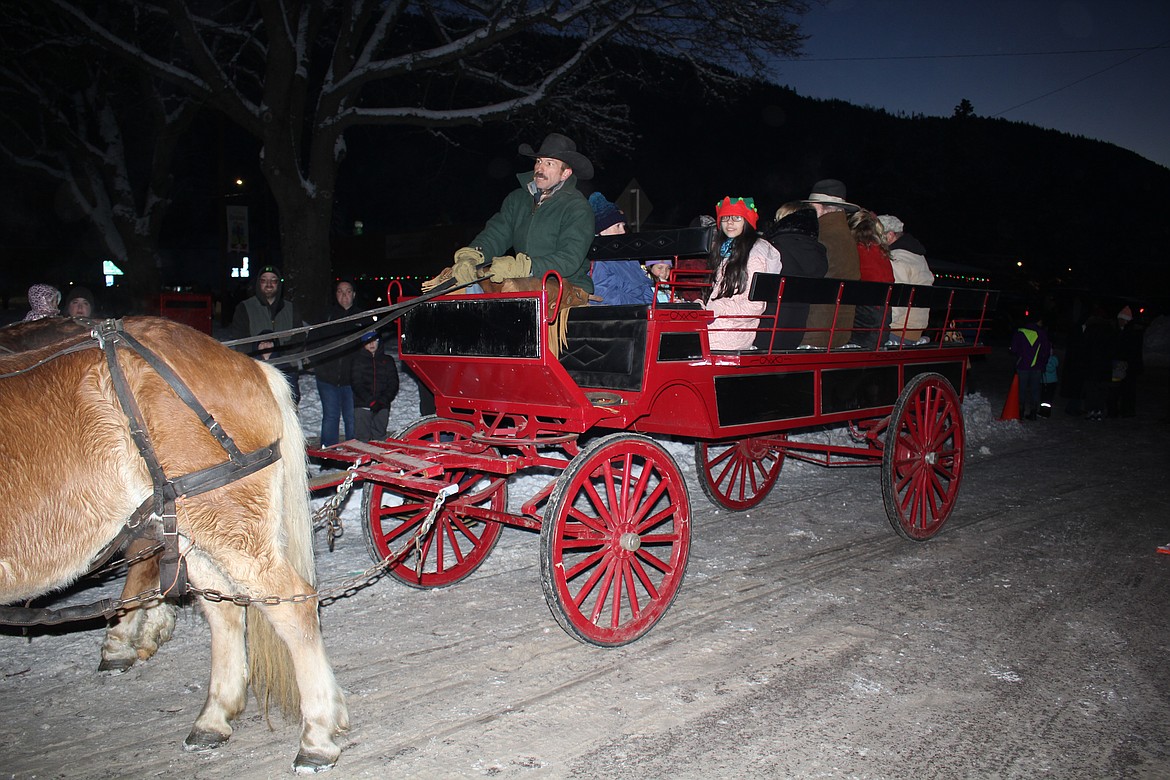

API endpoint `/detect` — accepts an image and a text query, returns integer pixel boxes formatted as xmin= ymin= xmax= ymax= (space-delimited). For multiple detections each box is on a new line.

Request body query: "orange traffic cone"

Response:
xmin=1000 ymin=374 xmax=1020 ymax=421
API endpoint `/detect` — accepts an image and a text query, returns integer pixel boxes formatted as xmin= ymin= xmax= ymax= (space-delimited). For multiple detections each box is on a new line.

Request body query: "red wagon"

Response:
xmin=309 ymin=227 xmax=996 ymax=647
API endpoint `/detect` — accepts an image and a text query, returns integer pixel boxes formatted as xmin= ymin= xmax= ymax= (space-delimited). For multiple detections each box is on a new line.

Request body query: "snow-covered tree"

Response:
xmin=0 ymin=8 xmax=197 ymax=306
xmin=23 ymin=0 xmax=808 ymax=319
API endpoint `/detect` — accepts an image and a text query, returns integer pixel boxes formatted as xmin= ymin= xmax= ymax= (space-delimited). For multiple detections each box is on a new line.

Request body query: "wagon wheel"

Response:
xmin=540 ymin=433 xmax=691 ymax=647
xmin=882 ymin=373 xmax=965 ymax=541
xmin=694 ymin=436 xmax=786 ymax=511
xmin=362 ymin=416 xmax=506 ymax=587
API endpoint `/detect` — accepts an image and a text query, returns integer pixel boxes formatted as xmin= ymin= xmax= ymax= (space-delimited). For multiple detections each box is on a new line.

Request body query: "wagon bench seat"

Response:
xmin=559 ymin=304 xmax=648 ymax=392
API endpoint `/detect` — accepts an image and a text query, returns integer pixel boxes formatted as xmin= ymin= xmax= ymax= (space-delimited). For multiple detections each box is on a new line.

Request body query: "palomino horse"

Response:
xmin=0 ymin=317 xmax=348 ymax=772
xmin=0 ymin=318 xmax=175 ymax=672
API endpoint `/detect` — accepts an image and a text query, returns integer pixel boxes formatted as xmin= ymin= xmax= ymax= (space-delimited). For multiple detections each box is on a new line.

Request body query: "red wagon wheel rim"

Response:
xmin=882 ymin=374 xmax=964 ymax=541
xmin=695 ymin=436 xmax=785 ymax=511
xmin=362 ymin=417 xmax=505 ymax=587
xmin=540 ymin=433 xmax=691 ymax=647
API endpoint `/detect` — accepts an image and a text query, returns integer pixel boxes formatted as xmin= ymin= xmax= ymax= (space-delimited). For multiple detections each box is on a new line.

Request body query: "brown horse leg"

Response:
xmin=246 ymin=566 xmax=348 ymax=773
xmin=99 ymin=539 xmax=176 ymax=672
xmin=181 ymin=552 xmax=248 ymax=752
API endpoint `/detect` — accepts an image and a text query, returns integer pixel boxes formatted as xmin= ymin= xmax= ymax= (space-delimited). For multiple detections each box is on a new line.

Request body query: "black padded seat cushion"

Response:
xmin=559 ymin=305 xmax=648 ymax=391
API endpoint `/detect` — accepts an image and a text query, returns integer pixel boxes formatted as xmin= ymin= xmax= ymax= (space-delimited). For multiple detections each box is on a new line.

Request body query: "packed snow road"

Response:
xmin=2 ymin=355 xmax=1167 ymax=779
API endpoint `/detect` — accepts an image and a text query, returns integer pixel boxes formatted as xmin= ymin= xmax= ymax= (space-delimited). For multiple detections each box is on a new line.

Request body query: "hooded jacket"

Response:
xmin=470 ymin=171 xmax=596 ymax=292
xmin=23 ymin=284 xmax=60 ymax=321
xmin=590 ymin=260 xmax=654 ymax=306
xmin=757 ymin=209 xmax=828 ymax=351
xmin=888 ymin=232 xmax=935 ymax=340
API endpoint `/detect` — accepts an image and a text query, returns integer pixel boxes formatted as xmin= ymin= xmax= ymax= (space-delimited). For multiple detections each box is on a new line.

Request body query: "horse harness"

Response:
xmin=0 ymin=319 xmax=280 ymax=627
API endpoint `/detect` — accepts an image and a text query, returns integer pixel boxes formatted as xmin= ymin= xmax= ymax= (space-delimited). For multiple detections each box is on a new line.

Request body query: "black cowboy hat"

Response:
xmin=518 ymin=133 xmax=594 ymax=180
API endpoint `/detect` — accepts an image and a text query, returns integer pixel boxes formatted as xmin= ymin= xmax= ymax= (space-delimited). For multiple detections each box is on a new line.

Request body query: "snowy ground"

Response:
xmin=2 ymin=347 xmax=1168 ymax=779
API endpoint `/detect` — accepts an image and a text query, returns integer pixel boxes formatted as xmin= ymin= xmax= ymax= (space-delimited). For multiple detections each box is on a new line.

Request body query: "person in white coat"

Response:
xmin=879 ymin=214 xmax=935 ymax=344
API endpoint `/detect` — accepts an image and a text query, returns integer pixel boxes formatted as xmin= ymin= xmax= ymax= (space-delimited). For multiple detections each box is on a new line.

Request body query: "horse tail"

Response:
xmin=247 ymin=362 xmax=315 ymax=718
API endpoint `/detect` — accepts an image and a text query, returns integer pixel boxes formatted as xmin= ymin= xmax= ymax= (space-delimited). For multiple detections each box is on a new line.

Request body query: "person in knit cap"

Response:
xmin=350 ymin=330 xmax=399 ymax=442
xmin=799 ymin=179 xmax=862 ymax=348
xmin=63 ymin=285 xmax=96 ymax=318
xmin=704 ymin=196 xmax=782 ymax=350
xmin=587 ymin=192 xmax=653 ymax=306
xmin=228 ymin=265 xmax=303 ymax=405
xmin=22 ymin=283 xmax=61 ymax=321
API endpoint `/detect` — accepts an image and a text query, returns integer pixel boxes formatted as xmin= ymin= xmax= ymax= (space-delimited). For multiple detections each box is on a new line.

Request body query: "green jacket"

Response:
xmin=470 ymin=171 xmax=595 ymax=293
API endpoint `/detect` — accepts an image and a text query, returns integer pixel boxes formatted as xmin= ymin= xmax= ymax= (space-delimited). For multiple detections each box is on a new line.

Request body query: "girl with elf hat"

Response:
xmin=704 ymin=196 xmax=782 ymax=350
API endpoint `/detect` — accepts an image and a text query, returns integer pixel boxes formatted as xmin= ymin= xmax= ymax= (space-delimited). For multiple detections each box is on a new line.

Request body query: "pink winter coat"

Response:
xmin=705 ymin=239 xmax=780 ymax=350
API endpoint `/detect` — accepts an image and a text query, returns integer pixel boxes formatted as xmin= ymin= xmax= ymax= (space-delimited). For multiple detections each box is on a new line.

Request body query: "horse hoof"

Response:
xmin=292 ymin=750 xmax=338 ymax=774
xmin=183 ymin=729 xmax=230 ymax=752
xmin=97 ymin=657 xmax=135 ymax=674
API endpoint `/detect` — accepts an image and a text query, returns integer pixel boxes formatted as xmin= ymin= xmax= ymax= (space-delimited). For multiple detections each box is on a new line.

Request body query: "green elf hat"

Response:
xmin=715 ymin=196 xmax=759 ymax=229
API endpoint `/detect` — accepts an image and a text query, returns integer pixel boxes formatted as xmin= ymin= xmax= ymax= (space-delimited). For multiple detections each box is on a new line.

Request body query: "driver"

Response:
xmin=423 ymin=133 xmax=595 ymax=295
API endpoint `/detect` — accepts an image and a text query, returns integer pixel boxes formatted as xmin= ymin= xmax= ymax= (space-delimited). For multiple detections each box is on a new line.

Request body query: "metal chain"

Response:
xmin=312 ymin=462 xmax=360 ymax=551
xmin=90 ymin=541 xmax=166 ymax=579
xmin=107 ymin=482 xmax=457 ymax=612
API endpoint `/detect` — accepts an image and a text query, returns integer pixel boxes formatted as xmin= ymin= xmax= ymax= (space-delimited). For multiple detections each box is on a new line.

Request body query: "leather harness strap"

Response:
xmin=0 ymin=319 xmax=281 ymax=626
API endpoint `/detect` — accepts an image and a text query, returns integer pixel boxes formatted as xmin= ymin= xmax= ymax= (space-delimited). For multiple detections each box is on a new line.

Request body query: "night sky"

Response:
xmin=774 ymin=0 xmax=1170 ymax=169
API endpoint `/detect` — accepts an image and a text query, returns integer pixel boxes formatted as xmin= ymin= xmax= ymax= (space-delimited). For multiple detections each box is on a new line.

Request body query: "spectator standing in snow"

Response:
xmin=1039 ymin=351 xmax=1059 ymax=417
xmin=1010 ymin=315 xmax=1052 ymax=420
xmin=228 ymin=265 xmax=304 ymax=405
xmin=1079 ymin=306 xmax=1117 ymax=421
xmin=1109 ymin=305 xmax=1144 ymax=418
xmin=312 ymin=279 xmax=366 ymax=446
xmin=351 ymin=331 xmax=399 ymax=442
xmin=22 ymin=283 xmax=60 ymax=321
xmin=63 ymin=286 xmax=96 ymax=318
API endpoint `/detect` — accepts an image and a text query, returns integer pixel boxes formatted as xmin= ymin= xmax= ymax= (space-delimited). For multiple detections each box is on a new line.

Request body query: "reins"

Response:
xmin=223 ymin=273 xmax=479 ymax=368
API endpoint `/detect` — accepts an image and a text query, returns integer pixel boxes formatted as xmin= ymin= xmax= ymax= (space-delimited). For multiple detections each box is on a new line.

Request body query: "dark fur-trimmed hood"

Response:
xmin=762 ymin=208 xmax=820 ymax=243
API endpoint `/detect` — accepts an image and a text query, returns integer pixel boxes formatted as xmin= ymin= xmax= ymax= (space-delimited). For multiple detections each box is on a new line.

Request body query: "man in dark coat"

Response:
xmin=311 ymin=279 xmax=368 ymax=446
xmin=423 ymin=133 xmax=595 ymax=294
xmin=799 ymin=179 xmax=861 ymax=349
xmin=228 ymin=265 xmax=303 ymax=404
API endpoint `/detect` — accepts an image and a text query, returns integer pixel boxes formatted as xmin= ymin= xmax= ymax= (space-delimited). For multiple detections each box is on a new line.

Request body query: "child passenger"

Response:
xmin=704 ymin=196 xmax=781 ymax=350
xmin=350 ymin=331 xmax=400 ymax=442
xmin=646 ymin=259 xmax=673 ymax=303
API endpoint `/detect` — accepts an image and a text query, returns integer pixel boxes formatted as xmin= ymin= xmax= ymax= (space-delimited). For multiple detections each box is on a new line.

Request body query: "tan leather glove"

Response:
xmin=488 ymin=252 xmax=533 ymax=283
xmin=453 ymin=246 xmax=485 ymax=266
xmin=452 ymin=257 xmax=479 ymax=286
xmin=420 ymin=266 xmax=452 ymax=293
xmin=422 ymin=247 xmax=486 ymax=293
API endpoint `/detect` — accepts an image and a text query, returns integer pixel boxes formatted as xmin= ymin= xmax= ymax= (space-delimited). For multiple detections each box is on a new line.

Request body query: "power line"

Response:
xmin=788 ymin=44 xmax=1170 ymax=63
xmin=990 ymin=41 xmax=1169 ymax=117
